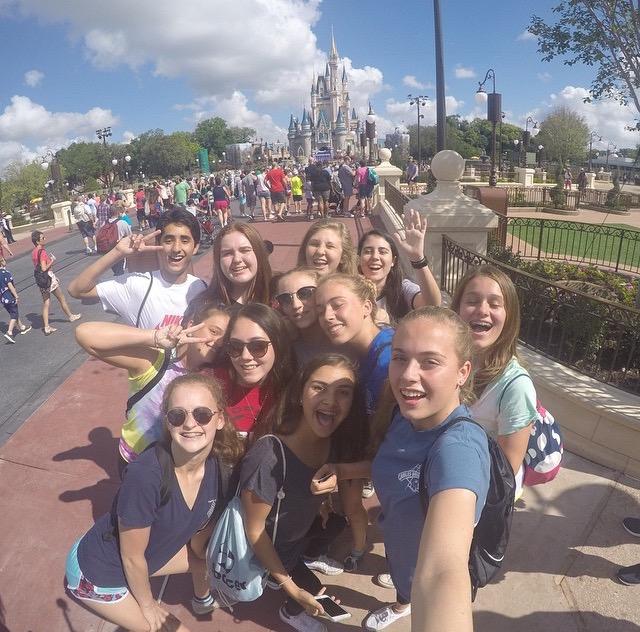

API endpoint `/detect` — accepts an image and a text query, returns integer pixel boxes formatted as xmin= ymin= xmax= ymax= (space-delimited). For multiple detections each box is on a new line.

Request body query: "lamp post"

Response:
xmin=475 ymin=69 xmax=501 ymax=186
xmin=96 ymin=127 xmax=112 ymax=145
xmin=605 ymin=141 xmax=618 ymax=169
xmin=408 ymin=94 xmax=429 ymax=166
xmin=124 ymin=155 xmax=131 ymax=182
xmin=537 ymin=144 xmax=544 ymax=168
xmin=587 ymin=131 xmax=601 ymax=172
xmin=433 ymin=0 xmax=446 ymax=151
xmin=521 ymin=116 xmax=539 ymax=167
xmin=513 ymin=139 xmax=520 ymax=168
xmin=40 ymin=150 xmax=63 ymax=202
xmin=365 ymin=104 xmax=377 ymax=165
xmin=111 ymin=158 xmax=118 ymax=188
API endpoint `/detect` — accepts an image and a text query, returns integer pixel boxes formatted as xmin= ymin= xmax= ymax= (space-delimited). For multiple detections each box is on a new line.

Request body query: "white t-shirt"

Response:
xmin=96 ymin=270 xmax=207 ymax=329
xmin=376 ymin=278 xmax=420 ymax=313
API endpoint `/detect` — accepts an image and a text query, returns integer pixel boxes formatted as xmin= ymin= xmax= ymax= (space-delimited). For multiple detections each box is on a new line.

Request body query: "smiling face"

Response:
xmin=359 ymin=234 xmax=395 ymax=290
xmin=165 ymin=382 xmax=224 ymax=455
xmin=315 ymin=280 xmax=372 ymax=345
xmin=457 ymin=276 xmax=507 ymax=351
xmin=158 ymin=222 xmax=199 ymax=283
xmin=185 ymin=310 xmax=230 ymax=369
xmin=275 ymin=271 xmax=318 ymax=330
xmin=301 ymin=364 xmax=355 ymax=439
xmin=305 ymin=228 xmax=343 ymax=276
xmin=219 ymin=231 xmax=258 ymax=293
xmin=388 ymin=319 xmax=471 ymax=428
xmin=227 ymin=316 xmax=275 ymax=386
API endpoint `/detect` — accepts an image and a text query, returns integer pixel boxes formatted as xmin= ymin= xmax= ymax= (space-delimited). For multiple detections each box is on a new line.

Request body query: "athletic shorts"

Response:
xmin=214 ymin=200 xmax=229 ymax=211
xmin=358 ymin=183 xmax=374 ymax=199
xmin=271 ymin=190 xmax=286 ymax=204
xmin=65 ymin=538 xmax=129 ymax=604
xmin=77 ymin=221 xmax=95 ymax=239
xmin=257 ymin=190 xmax=271 ymax=199
xmin=136 ymin=209 xmax=145 ymax=222
xmin=292 ymin=195 xmax=303 ymax=202
xmin=313 ymin=190 xmax=330 ymax=202
xmin=2 ymin=301 xmax=18 ymax=319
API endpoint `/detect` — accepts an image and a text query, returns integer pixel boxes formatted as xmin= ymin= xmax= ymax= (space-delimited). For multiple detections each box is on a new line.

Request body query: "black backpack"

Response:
xmin=419 ymin=416 xmax=516 ymax=601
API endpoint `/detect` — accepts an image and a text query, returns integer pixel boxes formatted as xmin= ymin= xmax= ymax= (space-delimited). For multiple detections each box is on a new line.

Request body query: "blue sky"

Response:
xmin=0 ymin=0 xmax=636 ymax=170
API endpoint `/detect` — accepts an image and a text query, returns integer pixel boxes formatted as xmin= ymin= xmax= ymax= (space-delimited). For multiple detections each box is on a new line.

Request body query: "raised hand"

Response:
xmin=153 ymin=323 xmax=209 ymax=349
xmin=393 ymin=208 xmax=427 ymax=262
xmin=115 ymin=230 xmax=164 ymax=256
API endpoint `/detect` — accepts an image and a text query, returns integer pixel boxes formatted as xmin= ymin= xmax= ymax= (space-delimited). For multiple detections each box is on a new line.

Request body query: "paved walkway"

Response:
xmin=1 ymin=215 xmax=640 ymax=632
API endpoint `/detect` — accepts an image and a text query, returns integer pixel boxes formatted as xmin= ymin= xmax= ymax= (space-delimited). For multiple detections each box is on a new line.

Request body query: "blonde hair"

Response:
xmin=316 ymin=272 xmax=378 ymax=321
xmin=272 ymin=265 xmax=322 ymax=296
xmin=450 ymin=264 xmax=520 ymax=397
xmin=297 ymin=219 xmax=358 ymax=275
xmin=368 ymin=306 xmax=475 ymax=457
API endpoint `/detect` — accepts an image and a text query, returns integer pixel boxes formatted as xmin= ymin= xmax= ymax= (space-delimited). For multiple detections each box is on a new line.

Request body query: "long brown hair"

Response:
xmin=209 ymin=222 xmax=272 ymax=305
xmin=367 ymin=307 xmax=475 ymax=458
xmin=450 ymin=264 xmax=520 ymax=397
xmin=161 ymin=373 xmax=244 ymax=464
xmin=296 ymin=219 xmax=358 ymax=275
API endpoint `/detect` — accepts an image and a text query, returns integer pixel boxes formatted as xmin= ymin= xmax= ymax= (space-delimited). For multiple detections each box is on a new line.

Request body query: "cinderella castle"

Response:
xmin=288 ymin=33 xmax=360 ymax=159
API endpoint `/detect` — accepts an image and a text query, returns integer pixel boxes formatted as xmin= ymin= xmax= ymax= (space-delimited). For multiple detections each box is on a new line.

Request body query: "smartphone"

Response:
xmin=316 ymin=595 xmax=351 ymax=622
xmin=315 ymin=472 xmax=334 ymax=484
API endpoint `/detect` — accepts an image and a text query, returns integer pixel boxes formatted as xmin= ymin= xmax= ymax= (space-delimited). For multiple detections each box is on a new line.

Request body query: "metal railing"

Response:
xmin=488 ymin=216 xmax=640 ymax=274
xmin=441 ymin=234 xmax=640 ymax=394
xmin=385 ymin=181 xmax=409 ymax=218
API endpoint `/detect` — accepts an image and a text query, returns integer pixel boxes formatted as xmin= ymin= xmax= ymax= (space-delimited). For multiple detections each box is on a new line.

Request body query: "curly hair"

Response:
xmin=296 ymin=219 xmax=358 ymax=275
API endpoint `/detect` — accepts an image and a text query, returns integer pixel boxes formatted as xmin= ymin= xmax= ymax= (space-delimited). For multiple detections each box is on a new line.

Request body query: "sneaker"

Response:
xmin=375 ymin=573 xmax=395 ymax=589
xmin=617 ymin=562 xmax=640 ymax=585
xmin=4 ymin=332 xmax=15 ymax=344
xmin=19 ymin=326 xmax=32 ymax=335
xmin=363 ymin=604 xmax=411 ymax=631
xmin=265 ymin=575 xmax=281 ymax=591
xmin=303 ymin=554 xmax=344 ymax=576
xmin=85 ymin=248 xmax=92 ymax=255
xmin=362 ymin=481 xmax=375 ymax=499
xmin=343 ymin=550 xmax=364 ymax=572
xmin=279 ymin=605 xmax=327 ymax=632
xmin=623 ymin=517 xmax=640 ymax=537
xmin=191 ymin=592 xmax=219 ymax=615
xmin=69 ymin=313 xmax=82 ymax=322
xmin=43 ymin=326 xmax=57 ymax=335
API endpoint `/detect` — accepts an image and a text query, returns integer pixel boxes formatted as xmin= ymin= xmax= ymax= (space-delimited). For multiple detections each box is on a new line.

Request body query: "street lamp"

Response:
xmin=408 ymin=94 xmax=429 ymax=166
xmin=605 ymin=141 xmax=618 ymax=169
xmin=520 ymin=117 xmax=539 ymax=167
xmin=39 ymin=150 xmax=62 ymax=202
xmin=96 ymin=127 xmax=112 ymax=145
xmin=513 ymin=139 xmax=520 ymax=168
xmin=365 ymin=104 xmax=377 ymax=165
xmin=475 ymin=69 xmax=501 ymax=186
xmin=537 ymin=144 xmax=544 ymax=168
xmin=124 ymin=154 xmax=131 ymax=181
xmin=587 ymin=131 xmax=601 ymax=172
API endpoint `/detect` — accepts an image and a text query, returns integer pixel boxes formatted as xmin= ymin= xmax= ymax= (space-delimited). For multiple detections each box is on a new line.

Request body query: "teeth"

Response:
xmin=317 ymin=411 xmax=335 ymax=426
xmin=470 ymin=321 xmax=492 ymax=332
xmin=400 ymin=388 xmax=425 ymax=399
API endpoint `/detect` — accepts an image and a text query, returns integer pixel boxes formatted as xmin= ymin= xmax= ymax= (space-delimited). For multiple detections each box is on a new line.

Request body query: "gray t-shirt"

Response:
xmin=376 ymin=278 xmax=420 ymax=314
xmin=239 ymin=436 xmax=329 ymax=570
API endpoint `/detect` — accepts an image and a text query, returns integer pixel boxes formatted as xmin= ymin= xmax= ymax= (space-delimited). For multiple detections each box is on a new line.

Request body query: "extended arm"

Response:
xmin=498 ymin=424 xmax=532 ymax=477
xmin=411 ymin=488 xmax=477 ymax=632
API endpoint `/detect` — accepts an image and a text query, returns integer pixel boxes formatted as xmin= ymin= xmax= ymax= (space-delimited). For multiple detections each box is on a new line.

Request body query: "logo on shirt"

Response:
xmin=158 ymin=314 xmax=183 ymax=328
xmin=206 ymin=498 xmax=217 ymax=520
xmin=398 ymin=465 xmax=421 ymax=494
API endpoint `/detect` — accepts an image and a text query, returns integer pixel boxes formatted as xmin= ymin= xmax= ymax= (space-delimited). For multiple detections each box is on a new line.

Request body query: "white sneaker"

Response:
xmin=191 ymin=593 xmax=219 ymax=615
xmin=303 ymin=554 xmax=344 ymax=576
xmin=363 ymin=604 xmax=411 ymax=630
xmin=375 ymin=573 xmax=395 ymax=589
xmin=279 ymin=606 xmax=327 ymax=632
xmin=362 ymin=480 xmax=375 ymax=498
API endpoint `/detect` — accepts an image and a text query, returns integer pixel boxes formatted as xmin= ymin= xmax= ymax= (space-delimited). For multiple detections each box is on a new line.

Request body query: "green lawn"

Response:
xmin=507 ymin=221 xmax=640 ymax=270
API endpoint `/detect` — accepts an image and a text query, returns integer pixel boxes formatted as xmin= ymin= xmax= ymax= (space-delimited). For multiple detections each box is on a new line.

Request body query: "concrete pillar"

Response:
xmin=515 ymin=167 xmax=535 ymax=187
xmin=586 ymin=172 xmax=596 ymax=188
xmin=121 ymin=188 xmax=134 ymax=207
xmin=374 ymin=148 xmax=402 ymax=205
xmin=51 ymin=201 xmax=72 ymax=228
xmin=404 ymin=150 xmax=498 ymax=283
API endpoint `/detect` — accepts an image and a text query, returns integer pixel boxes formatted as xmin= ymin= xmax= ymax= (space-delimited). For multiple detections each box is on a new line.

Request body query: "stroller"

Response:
xmin=197 ymin=211 xmax=217 ymax=246
xmin=328 ymin=175 xmax=345 ymax=216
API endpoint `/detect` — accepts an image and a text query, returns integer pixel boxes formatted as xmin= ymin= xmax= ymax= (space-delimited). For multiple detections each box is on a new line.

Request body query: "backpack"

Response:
xmin=95 ymin=220 xmax=120 ymax=254
xmin=419 ymin=416 xmax=516 ymax=601
xmin=367 ymin=167 xmax=379 ymax=185
xmin=498 ymin=374 xmax=563 ymax=486
xmin=206 ymin=435 xmax=286 ymax=606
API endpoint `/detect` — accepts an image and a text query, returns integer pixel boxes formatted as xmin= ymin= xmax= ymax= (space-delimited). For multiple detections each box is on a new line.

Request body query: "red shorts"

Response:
xmin=214 ymin=200 xmax=229 ymax=211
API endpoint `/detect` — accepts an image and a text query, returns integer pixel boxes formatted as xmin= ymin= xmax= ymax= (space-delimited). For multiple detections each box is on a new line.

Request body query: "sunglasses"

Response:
xmin=275 ymin=286 xmax=316 ymax=308
xmin=166 ymin=406 xmax=221 ymax=427
xmin=225 ymin=339 xmax=272 ymax=359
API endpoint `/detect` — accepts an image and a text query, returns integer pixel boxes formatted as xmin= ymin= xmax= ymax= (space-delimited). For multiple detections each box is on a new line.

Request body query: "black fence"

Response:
xmin=441 ymin=235 xmax=640 ymax=394
xmin=385 ymin=181 xmax=409 ymax=218
xmin=488 ymin=216 xmax=640 ymax=274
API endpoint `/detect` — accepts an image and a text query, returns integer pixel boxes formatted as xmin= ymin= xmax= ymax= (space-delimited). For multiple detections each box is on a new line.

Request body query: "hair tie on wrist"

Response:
xmin=410 ymin=256 xmax=429 ymax=269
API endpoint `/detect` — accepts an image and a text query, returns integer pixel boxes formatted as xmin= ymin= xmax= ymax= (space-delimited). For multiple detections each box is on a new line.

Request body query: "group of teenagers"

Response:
xmin=63 ymin=207 xmax=543 ymax=632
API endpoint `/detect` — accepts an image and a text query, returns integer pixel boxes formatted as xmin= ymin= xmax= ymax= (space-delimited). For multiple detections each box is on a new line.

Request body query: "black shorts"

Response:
xmin=292 ymin=195 xmax=303 ymax=202
xmin=3 ymin=301 xmax=18 ymax=319
xmin=77 ymin=220 xmax=95 ymax=238
xmin=136 ymin=209 xmax=145 ymax=222
xmin=271 ymin=190 xmax=286 ymax=204
xmin=313 ymin=189 xmax=330 ymax=201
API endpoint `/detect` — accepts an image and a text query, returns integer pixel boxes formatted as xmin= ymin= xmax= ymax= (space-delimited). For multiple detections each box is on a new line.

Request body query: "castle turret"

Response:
xmin=287 ymin=114 xmax=296 ymax=142
xmin=301 ymin=108 xmax=312 ymax=157
xmin=333 ymin=108 xmax=347 ymax=153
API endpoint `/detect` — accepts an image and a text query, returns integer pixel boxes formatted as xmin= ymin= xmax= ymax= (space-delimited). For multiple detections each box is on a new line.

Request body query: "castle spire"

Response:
xmin=330 ymin=26 xmax=338 ymax=60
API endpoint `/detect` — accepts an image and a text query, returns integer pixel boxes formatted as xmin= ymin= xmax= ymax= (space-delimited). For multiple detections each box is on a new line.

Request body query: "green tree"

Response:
xmin=530 ymin=1 xmax=640 ymax=120
xmin=57 ymin=142 xmax=108 ymax=187
xmin=129 ymin=129 xmax=200 ymax=178
xmin=536 ymin=106 xmax=589 ymax=165
xmin=194 ymin=117 xmax=255 ymax=158
xmin=1 ymin=161 xmax=50 ymax=210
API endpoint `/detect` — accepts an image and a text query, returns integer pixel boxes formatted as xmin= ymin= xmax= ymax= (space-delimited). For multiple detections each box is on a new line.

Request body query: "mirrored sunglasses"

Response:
xmin=275 ymin=285 xmax=316 ymax=308
xmin=166 ymin=406 xmax=220 ymax=427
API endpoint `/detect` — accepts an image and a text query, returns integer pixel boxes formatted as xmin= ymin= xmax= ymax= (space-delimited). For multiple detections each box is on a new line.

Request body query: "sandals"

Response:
xmin=44 ymin=327 xmax=57 ymax=335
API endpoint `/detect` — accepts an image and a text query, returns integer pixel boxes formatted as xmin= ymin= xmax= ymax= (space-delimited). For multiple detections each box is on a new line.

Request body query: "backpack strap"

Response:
xmin=418 ymin=416 xmax=479 ymax=514
xmin=497 ymin=373 xmax=532 ymax=413
xmin=253 ymin=434 xmax=287 ymax=545
xmin=154 ymin=441 xmax=175 ymax=507
xmin=135 ymin=273 xmax=154 ymax=328
xmin=125 ymin=349 xmax=172 ymax=414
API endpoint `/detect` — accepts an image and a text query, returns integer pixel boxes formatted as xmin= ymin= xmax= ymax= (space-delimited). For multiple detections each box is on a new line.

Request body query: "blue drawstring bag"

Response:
xmin=206 ymin=435 xmax=286 ymax=605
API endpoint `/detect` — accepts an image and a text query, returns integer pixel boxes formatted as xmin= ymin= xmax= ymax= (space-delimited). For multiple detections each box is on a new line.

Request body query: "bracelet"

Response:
xmin=410 ymin=256 xmax=429 ymax=269
xmin=153 ymin=329 xmax=159 ymax=347
xmin=278 ymin=575 xmax=293 ymax=587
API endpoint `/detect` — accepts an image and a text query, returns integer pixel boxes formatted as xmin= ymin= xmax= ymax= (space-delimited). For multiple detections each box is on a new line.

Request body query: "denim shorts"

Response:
xmin=65 ymin=538 xmax=129 ymax=604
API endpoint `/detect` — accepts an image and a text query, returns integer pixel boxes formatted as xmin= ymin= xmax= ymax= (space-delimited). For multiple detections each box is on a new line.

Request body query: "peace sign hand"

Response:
xmin=393 ymin=208 xmax=427 ymax=262
xmin=153 ymin=323 xmax=210 ymax=349
xmin=115 ymin=230 xmax=164 ymax=256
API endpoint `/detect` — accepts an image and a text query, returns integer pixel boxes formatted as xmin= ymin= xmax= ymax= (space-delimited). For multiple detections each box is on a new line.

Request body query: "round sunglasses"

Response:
xmin=275 ymin=285 xmax=316 ymax=308
xmin=166 ymin=406 xmax=221 ymax=427
xmin=225 ymin=339 xmax=272 ymax=359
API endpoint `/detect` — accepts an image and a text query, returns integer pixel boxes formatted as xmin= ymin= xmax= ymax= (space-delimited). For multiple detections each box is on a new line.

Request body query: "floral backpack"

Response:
xmin=499 ymin=374 xmax=563 ymax=486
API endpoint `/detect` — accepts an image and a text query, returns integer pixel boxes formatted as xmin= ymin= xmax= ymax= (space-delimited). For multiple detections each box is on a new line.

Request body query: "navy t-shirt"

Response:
xmin=359 ymin=327 xmax=394 ymax=417
xmin=371 ymin=405 xmax=490 ymax=601
xmin=77 ymin=447 xmax=220 ymax=587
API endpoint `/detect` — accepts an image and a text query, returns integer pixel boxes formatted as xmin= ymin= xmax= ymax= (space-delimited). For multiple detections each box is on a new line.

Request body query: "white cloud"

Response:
xmin=537 ymin=72 xmax=552 ymax=82
xmin=23 ymin=69 xmax=44 ymax=87
xmin=517 ymin=30 xmax=535 ymax=42
xmin=383 ymin=95 xmax=462 ymax=132
xmin=0 ymin=95 xmax=117 ymax=171
xmin=403 ymin=75 xmax=433 ymax=91
xmin=454 ymin=65 xmax=476 ymax=80
xmin=122 ymin=130 xmax=137 ymax=143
